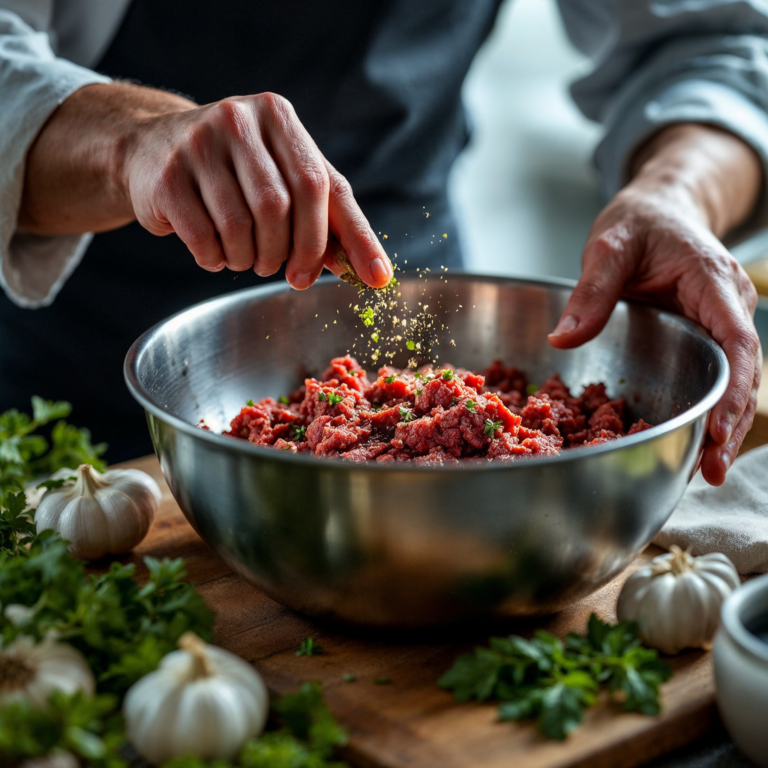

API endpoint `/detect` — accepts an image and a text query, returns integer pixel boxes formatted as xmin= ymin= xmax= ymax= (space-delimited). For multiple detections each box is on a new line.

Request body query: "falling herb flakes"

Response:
xmin=296 ymin=637 xmax=324 ymax=657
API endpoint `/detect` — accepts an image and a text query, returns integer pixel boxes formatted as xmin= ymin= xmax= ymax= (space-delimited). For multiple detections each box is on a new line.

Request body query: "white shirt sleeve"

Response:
xmin=558 ymin=0 xmax=768 ymax=224
xmin=0 ymin=7 xmax=110 ymax=309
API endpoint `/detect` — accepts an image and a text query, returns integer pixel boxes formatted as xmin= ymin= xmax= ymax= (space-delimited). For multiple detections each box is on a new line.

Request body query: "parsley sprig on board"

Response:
xmin=439 ymin=614 xmax=672 ymax=740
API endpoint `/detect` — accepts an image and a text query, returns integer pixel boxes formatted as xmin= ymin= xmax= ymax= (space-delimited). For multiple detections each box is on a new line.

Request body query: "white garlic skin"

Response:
xmin=618 ymin=546 xmax=740 ymax=655
xmin=0 ymin=636 xmax=95 ymax=707
xmin=35 ymin=464 xmax=160 ymax=560
xmin=19 ymin=750 xmax=79 ymax=768
xmin=124 ymin=634 xmax=269 ymax=765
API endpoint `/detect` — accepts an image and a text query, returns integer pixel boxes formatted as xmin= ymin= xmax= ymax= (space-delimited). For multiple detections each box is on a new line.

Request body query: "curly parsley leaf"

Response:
xmin=441 ymin=369 xmax=454 ymax=381
xmin=293 ymin=425 xmax=307 ymax=441
xmin=398 ymin=407 xmax=415 ymax=423
xmin=328 ymin=393 xmax=344 ymax=407
xmin=484 ymin=419 xmax=503 ymax=438
xmin=439 ymin=613 xmax=671 ymax=740
xmin=385 ymin=375 xmax=397 ymax=384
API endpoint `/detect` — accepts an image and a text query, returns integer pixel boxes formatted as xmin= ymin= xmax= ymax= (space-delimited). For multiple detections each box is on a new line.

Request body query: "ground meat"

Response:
xmin=223 ymin=355 xmax=653 ymax=464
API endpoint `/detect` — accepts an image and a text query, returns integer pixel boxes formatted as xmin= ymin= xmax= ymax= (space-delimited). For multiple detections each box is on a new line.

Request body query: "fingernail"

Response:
xmin=206 ymin=261 xmax=226 ymax=273
xmin=720 ymin=451 xmax=732 ymax=473
xmin=289 ymin=271 xmax=314 ymax=290
xmin=716 ymin=417 xmax=734 ymax=444
xmin=370 ymin=257 xmax=392 ymax=286
xmin=549 ymin=315 xmax=578 ymax=337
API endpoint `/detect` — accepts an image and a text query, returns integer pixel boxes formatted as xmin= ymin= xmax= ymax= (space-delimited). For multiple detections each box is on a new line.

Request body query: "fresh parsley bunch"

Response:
xmin=0 ymin=396 xmax=107 ymax=498
xmin=439 ymin=613 xmax=672 ymax=740
xmin=0 ymin=528 xmax=213 ymax=698
xmin=0 ymin=691 xmax=126 ymax=768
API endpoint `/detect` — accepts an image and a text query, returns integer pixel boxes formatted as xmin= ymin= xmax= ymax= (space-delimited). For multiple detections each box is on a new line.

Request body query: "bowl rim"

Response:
xmin=124 ymin=272 xmax=729 ymax=474
xmin=720 ymin=574 xmax=768 ymax=667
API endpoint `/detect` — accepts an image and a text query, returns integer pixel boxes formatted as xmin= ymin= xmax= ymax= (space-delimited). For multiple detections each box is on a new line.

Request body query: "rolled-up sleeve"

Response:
xmin=0 ymin=7 xmax=109 ymax=308
xmin=558 ymin=0 xmax=768 ymax=213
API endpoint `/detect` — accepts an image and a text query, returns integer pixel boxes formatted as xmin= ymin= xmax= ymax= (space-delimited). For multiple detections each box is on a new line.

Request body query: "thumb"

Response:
xmin=548 ymin=234 xmax=632 ymax=349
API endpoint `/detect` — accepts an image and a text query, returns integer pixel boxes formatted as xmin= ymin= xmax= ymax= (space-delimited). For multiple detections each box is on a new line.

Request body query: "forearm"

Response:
xmin=628 ymin=124 xmax=763 ymax=239
xmin=18 ymin=82 xmax=196 ymax=236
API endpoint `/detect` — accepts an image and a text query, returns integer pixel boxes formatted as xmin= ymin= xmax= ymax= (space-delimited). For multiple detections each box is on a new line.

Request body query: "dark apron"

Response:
xmin=0 ymin=0 xmax=500 ymax=461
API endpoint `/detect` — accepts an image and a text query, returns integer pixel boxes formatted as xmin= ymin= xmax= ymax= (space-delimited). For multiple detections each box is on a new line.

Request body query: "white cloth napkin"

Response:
xmin=653 ymin=444 xmax=768 ymax=574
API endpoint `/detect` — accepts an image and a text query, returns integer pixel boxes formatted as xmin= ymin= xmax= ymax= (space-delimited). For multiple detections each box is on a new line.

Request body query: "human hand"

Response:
xmin=121 ymin=92 xmax=392 ymax=289
xmin=548 ymin=180 xmax=761 ymax=486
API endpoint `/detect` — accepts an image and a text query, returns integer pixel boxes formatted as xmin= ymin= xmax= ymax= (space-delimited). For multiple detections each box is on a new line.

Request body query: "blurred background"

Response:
xmin=448 ymin=0 xmax=600 ymax=280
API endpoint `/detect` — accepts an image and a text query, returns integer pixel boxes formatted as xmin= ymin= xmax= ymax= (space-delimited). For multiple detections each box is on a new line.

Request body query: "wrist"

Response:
xmin=629 ymin=123 xmax=762 ymax=239
xmin=111 ymin=85 xmax=197 ymax=217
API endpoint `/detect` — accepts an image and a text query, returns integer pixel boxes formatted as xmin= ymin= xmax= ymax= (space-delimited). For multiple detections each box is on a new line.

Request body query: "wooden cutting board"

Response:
xmin=110 ymin=412 xmax=768 ymax=768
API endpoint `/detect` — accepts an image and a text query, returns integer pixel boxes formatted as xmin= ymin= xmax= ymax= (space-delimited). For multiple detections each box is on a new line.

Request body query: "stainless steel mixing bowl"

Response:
xmin=125 ymin=274 xmax=728 ymax=626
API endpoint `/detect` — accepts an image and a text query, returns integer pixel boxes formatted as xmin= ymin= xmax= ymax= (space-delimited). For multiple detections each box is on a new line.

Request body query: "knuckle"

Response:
xmin=184 ymin=225 xmax=212 ymax=250
xmin=257 ymin=91 xmax=293 ymax=120
xmin=733 ymin=327 xmax=761 ymax=358
xmin=329 ymin=171 xmax=354 ymax=202
xmin=254 ymin=184 xmax=291 ymax=222
xmin=293 ymin=162 xmax=329 ymax=200
xmin=217 ymin=210 xmax=252 ymax=238
xmin=588 ymin=231 xmax=625 ymax=260
xmin=575 ymin=279 xmax=606 ymax=304
xmin=211 ymin=98 xmax=250 ymax=141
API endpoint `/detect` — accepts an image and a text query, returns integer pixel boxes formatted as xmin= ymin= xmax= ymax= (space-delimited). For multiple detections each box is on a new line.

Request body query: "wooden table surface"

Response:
xmin=113 ymin=411 xmax=768 ymax=768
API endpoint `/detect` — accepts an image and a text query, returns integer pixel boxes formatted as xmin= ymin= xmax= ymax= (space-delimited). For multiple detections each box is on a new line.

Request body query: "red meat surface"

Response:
xmin=223 ymin=355 xmax=652 ymax=464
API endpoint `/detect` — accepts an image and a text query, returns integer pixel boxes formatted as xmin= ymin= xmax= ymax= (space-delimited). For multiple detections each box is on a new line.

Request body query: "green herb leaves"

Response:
xmin=0 ymin=398 xmax=106 ymax=507
xmin=525 ymin=384 xmax=539 ymax=396
xmin=398 ymin=407 xmax=415 ymax=423
xmin=406 ymin=340 xmax=415 ymax=351
xmin=296 ymin=637 xmax=324 ymax=657
xmin=293 ymin=425 xmax=307 ymax=441
xmin=317 ymin=391 xmax=344 ymax=407
xmin=359 ymin=307 xmax=375 ymax=327
xmin=484 ymin=419 xmax=503 ymax=438
xmin=0 ymin=691 xmax=126 ymax=768
xmin=384 ymin=375 xmax=397 ymax=385
xmin=246 ymin=399 xmax=255 ymax=407
xmin=278 ymin=396 xmax=290 ymax=405
xmin=441 ymin=369 xmax=455 ymax=381
xmin=439 ymin=614 xmax=672 ymax=740
xmin=0 ymin=535 xmax=213 ymax=698
xmin=465 ymin=400 xmax=476 ymax=413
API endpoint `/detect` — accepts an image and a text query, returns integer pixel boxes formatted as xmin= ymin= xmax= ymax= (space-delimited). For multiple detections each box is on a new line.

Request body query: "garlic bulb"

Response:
xmin=617 ymin=546 xmax=740 ymax=654
xmin=35 ymin=464 xmax=161 ymax=560
xmin=19 ymin=751 xmax=79 ymax=768
xmin=124 ymin=633 xmax=269 ymax=765
xmin=0 ymin=636 xmax=95 ymax=706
